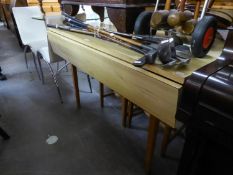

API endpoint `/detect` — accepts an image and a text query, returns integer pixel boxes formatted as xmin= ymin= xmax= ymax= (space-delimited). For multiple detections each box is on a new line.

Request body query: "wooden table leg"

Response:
xmin=161 ymin=125 xmax=172 ymax=156
xmin=99 ymin=82 xmax=104 ymax=108
xmin=121 ymin=97 xmax=128 ymax=127
xmin=71 ymin=64 xmax=80 ymax=108
xmin=145 ymin=115 xmax=160 ymax=174
xmin=127 ymin=102 xmax=134 ymax=128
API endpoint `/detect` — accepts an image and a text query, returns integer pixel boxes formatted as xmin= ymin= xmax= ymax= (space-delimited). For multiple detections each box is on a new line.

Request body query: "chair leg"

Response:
xmin=127 ymin=102 xmax=134 ymax=128
xmin=0 ymin=127 xmax=10 ymax=140
xmin=87 ymin=74 xmax=92 ymax=93
xmin=99 ymin=82 xmax=104 ymax=108
xmin=57 ymin=62 xmax=59 ymax=71
xmin=23 ymin=46 xmax=29 ymax=69
xmin=37 ymin=55 xmax=45 ymax=84
xmin=121 ymin=97 xmax=128 ymax=127
xmin=31 ymin=52 xmax=41 ymax=80
xmin=47 ymin=62 xmax=63 ymax=103
xmin=65 ymin=60 xmax=68 ymax=72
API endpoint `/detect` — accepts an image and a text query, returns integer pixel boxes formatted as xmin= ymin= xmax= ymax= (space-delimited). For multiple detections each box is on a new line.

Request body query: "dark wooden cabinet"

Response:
xmin=61 ymin=0 xmax=158 ymax=33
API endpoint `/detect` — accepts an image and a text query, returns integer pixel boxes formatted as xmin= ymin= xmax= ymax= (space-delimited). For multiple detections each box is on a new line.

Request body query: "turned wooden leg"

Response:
xmin=71 ymin=65 xmax=80 ymax=108
xmin=99 ymin=82 xmax=104 ymax=108
xmin=121 ymin=97 xmax=128 ymax=127
xmin=161 ymin=125 xmax=172 ymax=156
xmin=145 ymin=115 xmax=160 ymax=174
xmin=127 ymin=102 xmax=134 ymax=128
xmin=91 ymin=6 xmax=105 ymax=22
xmin=107 ymin=7 xmax=144 ymax=33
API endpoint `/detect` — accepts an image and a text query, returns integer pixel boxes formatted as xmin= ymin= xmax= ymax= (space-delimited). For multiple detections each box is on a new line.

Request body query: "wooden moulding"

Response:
xmin=0 ymin=0 xmax=11 ymax=4
xmin=42 ymin=5 xmax=61 ymax=12
xmin=48 ymin=29 xmax=182 ymax=128
xmin=42 ymin=0 xmax=61 ymax=12
xmin=60 ymin=0 xmax=157 ymax=7
xmin=188 ymin=0 xmax=233 ymax=10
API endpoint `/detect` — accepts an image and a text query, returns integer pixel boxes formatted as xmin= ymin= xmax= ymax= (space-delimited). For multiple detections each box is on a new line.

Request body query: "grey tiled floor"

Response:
xmin=0 ymin=25 xmax=184 ymax=175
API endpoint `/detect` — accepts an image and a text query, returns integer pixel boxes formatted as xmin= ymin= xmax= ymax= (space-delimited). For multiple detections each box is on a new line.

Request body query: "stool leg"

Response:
xmin=32 ymin=52 xmax=41 ymax=80
xmin=47 ymin=62 xmax=63 ymax=103
xmin=145 ymin=115 xmax=159 ymax=174
xmin=87 ymin=75 xmax=92 ymax=93
xmin=37 ymin=55 xmax=45 ymax=84
xmin=24 ymin=46 xmax=29 ymax=69
xmin=71 ymin=65 xmax=80 ymax=108
xmin=121 ymin=97 xmax=128 ymax=127
xmin=57 ymin=62 xmax=59 ymax=71
xmin=0 ymin=127 xmax=10 ymax=140
xmin=65 ymin=60 xmax=68 ymax=72
xmin=99 ymin=82 xmax=104 ymax=108
xmin=161 ymin=125 xmax=172 ymax=156
xmin=127 ymin=102 xmax=134 ymax=128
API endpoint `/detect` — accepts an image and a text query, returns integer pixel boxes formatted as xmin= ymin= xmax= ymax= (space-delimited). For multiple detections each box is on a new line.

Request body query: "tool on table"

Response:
xmin=62 ymin=12 xmax=191 ymax=67
xmin=47 ymin=24 xmax=94 ymax=36
xmin=150 ymin=0 xmax=172 ymax=30
xmin=46 ymin=12 xmax=191 ymax=68
xmin=148 ymin=0 xmax=219 ymax=58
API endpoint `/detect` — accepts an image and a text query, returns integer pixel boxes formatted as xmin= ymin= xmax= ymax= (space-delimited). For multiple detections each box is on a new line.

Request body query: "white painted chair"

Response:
xmin=36 ymin=15 xmax=69 ymax=103
xmin=12 ymin=6 xmax=47 ymax=79
xmin=39 ymin=15 xmax=92 ymax=100
xmin=12 ymin=8 xmax=68 ymax=103
xmin=37 ymin=42 xmax=68 ymax=103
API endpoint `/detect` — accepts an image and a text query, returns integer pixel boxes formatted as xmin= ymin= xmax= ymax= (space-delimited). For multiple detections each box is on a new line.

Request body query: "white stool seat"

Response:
xmin=38 ymin=47 xmax=64 ymax=63
xmin=28 ymin=40 xmax=48 ymax=54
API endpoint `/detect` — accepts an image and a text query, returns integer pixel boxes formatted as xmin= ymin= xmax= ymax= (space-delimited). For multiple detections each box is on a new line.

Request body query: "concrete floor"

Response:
xmin=0 ymin=24 xmax=184 ymax=175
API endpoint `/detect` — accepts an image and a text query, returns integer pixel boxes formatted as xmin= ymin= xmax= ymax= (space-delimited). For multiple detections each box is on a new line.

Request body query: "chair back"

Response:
xmin=12 ymin=6 xmax=47 ymax=45
xmin=46 ymin=15 xmax=64 ymax=63
xmin=45 ymin=14 xmax=64 ymax=26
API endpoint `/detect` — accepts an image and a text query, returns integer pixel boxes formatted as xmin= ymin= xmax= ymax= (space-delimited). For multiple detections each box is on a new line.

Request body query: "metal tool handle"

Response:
xmin=200 ymin=0 xmax=211 ymax=19
xmin=154 ymin=0 xmax=160 ymax=12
